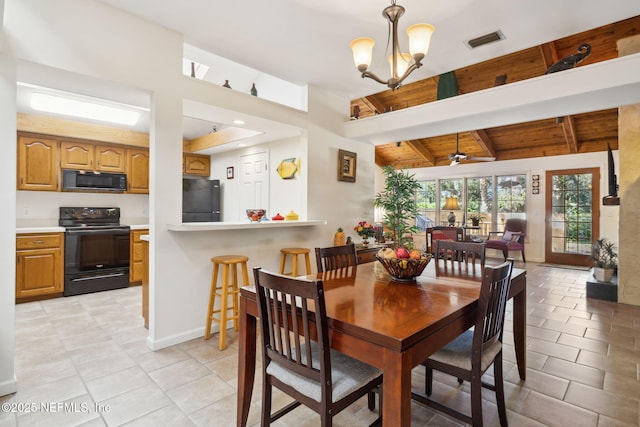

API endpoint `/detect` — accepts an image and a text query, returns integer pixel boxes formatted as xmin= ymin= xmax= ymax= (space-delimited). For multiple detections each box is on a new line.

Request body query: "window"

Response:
xmin=439 ymin=179 xmax=463 ymax=226
xmin=496 ymin=174 xmax=526 ymax=231
xmin=415 ymin=173 xmax=527 ymax=235
xmin=415 ymin=180 xmax=436 ymax=230
xmin=466 ymin=176 xmax=493 ymax=234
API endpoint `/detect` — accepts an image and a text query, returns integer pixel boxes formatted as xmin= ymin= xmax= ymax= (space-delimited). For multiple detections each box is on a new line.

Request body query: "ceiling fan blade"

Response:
xmin=466 ymin=156 xmax=496 ymax=162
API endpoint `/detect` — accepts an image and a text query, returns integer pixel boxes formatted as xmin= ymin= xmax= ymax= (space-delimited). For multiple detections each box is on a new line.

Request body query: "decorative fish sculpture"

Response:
xmin=545 ymin=43 xmax=592 ymax=74
xmin=276 ymin=157 xmax=300 ymax=179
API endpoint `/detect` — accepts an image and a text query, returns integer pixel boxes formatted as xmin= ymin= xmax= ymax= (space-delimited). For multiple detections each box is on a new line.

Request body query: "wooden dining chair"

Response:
xmin=253 ymin=267 xmax=383 ymax=427
xmin=434 ymin=240 xmax=486 ymax=277
xmin=315 ymin=243 xmax=357 ymax=272
xmin=412 ymin=259 xmax=514 ymax=426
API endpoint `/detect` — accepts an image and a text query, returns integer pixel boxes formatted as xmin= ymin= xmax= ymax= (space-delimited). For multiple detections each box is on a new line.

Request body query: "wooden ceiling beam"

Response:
xmin=469 ymin=129 xmax=497 ymax=157
xmin=361 ymin=96 xmax=385 ymax=115
xmin=404 ymin=140 xmax=435 ymax=166
xmin=560 ymin=115 xmax=579 ymax=153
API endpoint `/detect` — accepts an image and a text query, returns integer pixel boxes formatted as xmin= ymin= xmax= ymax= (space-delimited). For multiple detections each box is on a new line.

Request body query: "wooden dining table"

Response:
xmin=236 ymin=261 xmax=526 ymax=427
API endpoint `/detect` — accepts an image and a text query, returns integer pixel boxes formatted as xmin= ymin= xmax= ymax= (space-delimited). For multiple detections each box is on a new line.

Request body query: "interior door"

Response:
xmin=239 ymin=150 xmax=269 ymax=219
xmin=545 ymin=168 xmax=599 ymax=266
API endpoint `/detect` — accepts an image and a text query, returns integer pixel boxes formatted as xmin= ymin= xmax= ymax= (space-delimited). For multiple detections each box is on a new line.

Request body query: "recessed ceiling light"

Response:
xmin=233 ymin=119 xmax=245 ymax=125
xmin=30 ymin=93 xmax=140 ymax=126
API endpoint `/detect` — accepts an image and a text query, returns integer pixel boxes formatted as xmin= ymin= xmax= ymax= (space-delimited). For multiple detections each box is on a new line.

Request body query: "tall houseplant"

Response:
xmin=374 ymin=166 xmax=421 ymax=249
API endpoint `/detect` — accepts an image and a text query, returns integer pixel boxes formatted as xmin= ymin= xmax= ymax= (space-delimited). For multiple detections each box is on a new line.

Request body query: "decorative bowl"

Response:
xmin=375 ymin=253 xmax=432 ymax=282
xmin=246 ymin=209 xmax=266 ymax=222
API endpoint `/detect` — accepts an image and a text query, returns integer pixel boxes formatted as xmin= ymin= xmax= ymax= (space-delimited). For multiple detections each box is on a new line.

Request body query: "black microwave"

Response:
xmin=62 ymin=169 xmax=127 ymax=192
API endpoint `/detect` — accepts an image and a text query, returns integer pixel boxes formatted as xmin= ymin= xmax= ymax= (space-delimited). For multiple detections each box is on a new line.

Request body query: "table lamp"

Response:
xmin=443 ymin=197 xmax=460 ymax=225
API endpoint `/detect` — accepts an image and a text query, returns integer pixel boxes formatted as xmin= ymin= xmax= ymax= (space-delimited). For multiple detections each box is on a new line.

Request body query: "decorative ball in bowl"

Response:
xmin=246 ymin=209 xmax=266 ymax=222
xmin=375 ymin=247 xmax=432 ymax=282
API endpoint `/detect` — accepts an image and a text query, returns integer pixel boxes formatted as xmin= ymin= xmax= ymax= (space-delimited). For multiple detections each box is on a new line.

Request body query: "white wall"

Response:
xmin=384 ymin=151 xmax=620 ymax=263
xmin=210 ymin=136 xmax=306 ymax=222
xmin=0 ymin=32 xmax=18 ymax=397
xmin=16 ymin=191 xmax=148 ymax=221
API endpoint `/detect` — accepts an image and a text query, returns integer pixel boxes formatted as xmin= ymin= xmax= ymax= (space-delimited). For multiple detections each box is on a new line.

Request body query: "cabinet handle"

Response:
xmin=32 ymin=240 xmax=45 ymax=244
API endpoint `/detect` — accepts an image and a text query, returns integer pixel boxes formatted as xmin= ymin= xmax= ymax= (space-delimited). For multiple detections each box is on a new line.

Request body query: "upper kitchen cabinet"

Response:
xmin=60 ymin=141 xmax=126 ymax=172
xmin=127 ymin=149 xmax=150 ymax=194
xmin=183 ymin=153 xmax=210 ymax=177
xmin=17 ymin=135 xmax=59 ymax=191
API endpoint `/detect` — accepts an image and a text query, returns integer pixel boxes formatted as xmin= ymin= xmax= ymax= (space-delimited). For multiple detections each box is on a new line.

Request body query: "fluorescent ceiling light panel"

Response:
xmin=30 ymin=93 xmax=140 ymax=126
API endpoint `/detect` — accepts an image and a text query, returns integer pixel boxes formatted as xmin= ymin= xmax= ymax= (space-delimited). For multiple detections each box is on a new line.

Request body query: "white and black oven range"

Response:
xmin=59 ymin=207 xmax=130 ymax=297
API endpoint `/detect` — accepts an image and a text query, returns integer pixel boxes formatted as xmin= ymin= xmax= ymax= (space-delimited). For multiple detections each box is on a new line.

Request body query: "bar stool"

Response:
xmin=279 ymin=247 xmax=312 ymax=277
xmin=205 ymin=255 xmax=249 ymax=350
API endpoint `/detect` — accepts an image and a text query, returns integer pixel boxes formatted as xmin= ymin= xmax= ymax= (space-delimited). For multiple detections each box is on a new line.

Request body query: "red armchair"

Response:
xmin=486 ymin=219 xmax=527 ymax=262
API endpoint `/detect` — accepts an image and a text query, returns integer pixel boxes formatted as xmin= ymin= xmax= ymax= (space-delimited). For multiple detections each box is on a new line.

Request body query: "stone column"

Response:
xmin=617 ymin=35 xmax=640 ymax=306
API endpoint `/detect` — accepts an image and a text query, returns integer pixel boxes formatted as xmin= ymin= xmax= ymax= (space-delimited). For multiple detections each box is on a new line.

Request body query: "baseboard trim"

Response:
xmin=0 ymin=376 xmax=18 ymax=397
xmin=146 ymin=326 xmax=208 ymax=351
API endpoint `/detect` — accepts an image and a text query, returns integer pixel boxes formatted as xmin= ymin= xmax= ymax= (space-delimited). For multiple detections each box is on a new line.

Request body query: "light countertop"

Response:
xmin=16 ymin=218 xmax=149 ymax=234
xmin=167 ymin=219 xmax=326 ymax=231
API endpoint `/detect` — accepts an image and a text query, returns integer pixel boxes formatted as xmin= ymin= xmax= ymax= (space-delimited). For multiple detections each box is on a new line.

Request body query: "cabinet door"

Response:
xmin=60 ymin=141 xmax=94 ymax=170
xmin=130 ymin=229 xmax=148 ymax=284
xmin=16 ymin=247 xmax=63 ymax=298
xmin=183 ymin=153 xmax=211 ymax=176
xmin=17 ymin=136 xmax=58 ymax=191
xmin=127 ymin=149 xmax=149 ymax=194
xmin=96 ymin=145 xmax=126 ymax=172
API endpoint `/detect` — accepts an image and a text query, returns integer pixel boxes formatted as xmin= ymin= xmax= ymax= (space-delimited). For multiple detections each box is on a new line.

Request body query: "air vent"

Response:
xmin=466 ymin=30 xmax=505 ymax=49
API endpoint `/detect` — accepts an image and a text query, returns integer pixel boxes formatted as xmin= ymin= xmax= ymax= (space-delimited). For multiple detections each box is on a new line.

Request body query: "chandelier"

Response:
xmin=350 ymin=1 xmax=434 ymax=90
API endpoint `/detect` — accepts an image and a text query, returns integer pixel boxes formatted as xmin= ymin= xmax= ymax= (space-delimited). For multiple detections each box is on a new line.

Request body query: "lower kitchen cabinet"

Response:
xmin=16 ymin=233 xmax=64 ymax=301
xmin=130 ymin=229 xmax=149 ymax=284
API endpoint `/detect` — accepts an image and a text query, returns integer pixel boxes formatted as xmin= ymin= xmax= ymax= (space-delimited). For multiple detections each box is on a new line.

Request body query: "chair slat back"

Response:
xmin=253 ymin=268 xmax=330 ymax=386
xmin=474 ymin=259 xmax=514 ymax=351
xmin=434 ymin=240 xmax=486 ymax=276
xmin=315 ymin=244 xmax=357 ymax=273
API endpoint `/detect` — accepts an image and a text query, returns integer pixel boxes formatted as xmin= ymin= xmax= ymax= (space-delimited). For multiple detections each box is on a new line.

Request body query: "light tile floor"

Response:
xmin=1 ymin=261 xmax=639 ymax=426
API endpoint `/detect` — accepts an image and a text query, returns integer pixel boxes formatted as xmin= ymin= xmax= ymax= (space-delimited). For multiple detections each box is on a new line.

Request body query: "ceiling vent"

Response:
xmin=466 ymin=30 xmax=505 ymax=49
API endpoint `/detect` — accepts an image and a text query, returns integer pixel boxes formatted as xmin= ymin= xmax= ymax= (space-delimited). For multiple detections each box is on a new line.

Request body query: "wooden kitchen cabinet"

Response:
xmin=60 ymin=141 xmax=94 ymax=170
xmin=127 ymin=149 xmax=149 ymax=194
xmin=16 ymin=233 xmax=64 ymax=301
xmin=183 ymin=153 xmax=211 ymax=176
xmin=130 ymin=229 xmax=149 ymax=284
xmin=95 ymin=144 xmax=126 ymax=172
xmin=60 ymin=141 xmax=126 ymax=172
xmin=17 ymin=135 xmax=59 ymax=191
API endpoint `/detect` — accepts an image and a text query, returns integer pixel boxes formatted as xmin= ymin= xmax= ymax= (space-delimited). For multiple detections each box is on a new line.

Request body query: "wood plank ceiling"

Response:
xmin=351 ymin=16 xmax=640 ymax=169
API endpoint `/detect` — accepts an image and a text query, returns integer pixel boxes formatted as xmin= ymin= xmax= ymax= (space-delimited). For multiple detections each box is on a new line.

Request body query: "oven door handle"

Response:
xmin=65 ymin=227 xmax=129 ymax=235
xmin=70 ymin=272 xmax=127 ymax=282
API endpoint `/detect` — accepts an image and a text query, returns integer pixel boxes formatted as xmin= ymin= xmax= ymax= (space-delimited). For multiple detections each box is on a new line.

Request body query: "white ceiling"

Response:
xmin=96 ymin=0 xmax=640 ymax=99
xmin=16 ymin=1 xmax=640 ymax=151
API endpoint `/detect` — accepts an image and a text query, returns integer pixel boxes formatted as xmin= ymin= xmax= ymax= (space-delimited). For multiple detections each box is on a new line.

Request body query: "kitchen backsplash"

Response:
xmin=16 ymin=191 xmax=149 ymax=220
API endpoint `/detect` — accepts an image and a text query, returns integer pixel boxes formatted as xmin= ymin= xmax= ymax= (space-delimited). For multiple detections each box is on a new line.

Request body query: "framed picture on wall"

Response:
xmin=226 ymin=166 xmax=234 ymax=179
xmin=338 ymin=149 xmax=357 ymax=183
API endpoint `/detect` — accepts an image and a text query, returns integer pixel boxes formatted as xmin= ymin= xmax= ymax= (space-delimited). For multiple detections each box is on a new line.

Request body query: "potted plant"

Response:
xmin=374 ymin=166 xmax=421 ymax=249
xmin=467 ymin=212 xmax=485 ymax=227
xmin=590 ymin=238 xmax=618 ymax=282
xmin=374 ymin=166 xmax=430 ymax=281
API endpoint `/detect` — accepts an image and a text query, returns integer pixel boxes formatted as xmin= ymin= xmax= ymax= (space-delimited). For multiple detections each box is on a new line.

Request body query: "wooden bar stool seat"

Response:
xmin=279 ymin=247 xmax=312 ymax=277
xmin=205 ymin=254 xmax=249 ymax=350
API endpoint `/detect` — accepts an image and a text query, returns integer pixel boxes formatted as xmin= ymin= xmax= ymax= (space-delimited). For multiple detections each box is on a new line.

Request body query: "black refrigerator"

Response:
xmin=182 ymin=178 xmax=221 ymax=222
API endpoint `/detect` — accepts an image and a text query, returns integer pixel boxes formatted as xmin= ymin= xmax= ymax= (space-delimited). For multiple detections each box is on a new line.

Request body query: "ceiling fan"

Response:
xmin=448 ymin=133 xmax=496 ymax=165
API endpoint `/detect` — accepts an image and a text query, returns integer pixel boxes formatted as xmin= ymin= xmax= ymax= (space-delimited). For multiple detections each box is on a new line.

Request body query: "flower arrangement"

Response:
xmin=467 ymin=212 xmax=485 ymax=222
xmin=354 ymin=221 xmax=376 ymax=239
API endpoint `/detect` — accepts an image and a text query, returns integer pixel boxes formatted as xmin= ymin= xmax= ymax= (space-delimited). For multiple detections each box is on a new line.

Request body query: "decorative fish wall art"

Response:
xmin=276 ymin=157 xmax=300 ymax=179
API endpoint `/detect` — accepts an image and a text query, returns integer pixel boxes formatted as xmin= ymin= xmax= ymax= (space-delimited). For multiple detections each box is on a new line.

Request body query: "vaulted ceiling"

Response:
xmin=352 ymin=16 xmax=639 ymax=169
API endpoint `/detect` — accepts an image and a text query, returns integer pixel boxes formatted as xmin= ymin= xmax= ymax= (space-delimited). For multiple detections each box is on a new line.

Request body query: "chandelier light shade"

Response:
xmin=350 ymin=1 xmax=434 ymax=90
xmin=443 ymin=196 xmax=460 ymax=211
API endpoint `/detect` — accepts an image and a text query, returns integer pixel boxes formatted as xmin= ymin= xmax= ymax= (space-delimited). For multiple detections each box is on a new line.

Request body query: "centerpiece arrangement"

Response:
xmin=354 ymin=221 xmax=376 ymax=245
xmin=374 ymin=166 xmax=431 ymax=281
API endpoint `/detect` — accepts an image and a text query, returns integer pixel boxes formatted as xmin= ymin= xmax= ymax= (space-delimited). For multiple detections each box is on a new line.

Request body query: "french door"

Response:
xmin=545 ymin=168 xmax=599 ymax=266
